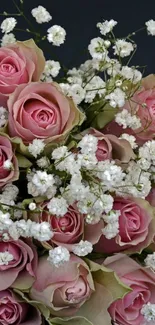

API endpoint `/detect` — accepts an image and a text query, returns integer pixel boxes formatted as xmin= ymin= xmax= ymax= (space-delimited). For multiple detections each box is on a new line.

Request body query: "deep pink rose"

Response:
xmin=8 ymin=82 xmax=83 ymax=144
xmin=32 ymin=203 xmax=103 ymax=251
xmin=0 ymin=135 xmax=19 ymax=188
xmin=86 ymin=128 xmax=134 ymax=163
xmin=0 ymin=239 xmax=38 ymax=290
xmin=30 ymin=254 xmax=94 ymax=317
xmin=104 ymin=254 xmax=155 ymax=325
xmin=95 ymin=197 xmax=155 ymax=254
xmin=0 ymin=289 xmax=41 ymax=325
xmin=0 ymin=39 xmax=45 ymax=106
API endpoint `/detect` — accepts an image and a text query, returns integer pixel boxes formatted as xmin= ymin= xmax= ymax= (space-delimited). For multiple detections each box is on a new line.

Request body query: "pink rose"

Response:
xmin=0 ymin=289 xmax=41 ymax=325
xmin=0 ymin=39 xmax=45 ymax=106
xmin=86 ymin=128 xmax=134 ymax=163
xmin=0 ymin=239 xmax=38 ymax=290
xmin=30 ymin=254 xmax=93 ymax=317
xmin=104 ymin=254 xmax=155 ymax=325
xmin=35 ymin=203 xmax=103 ymax=251
xmin=95 ymin=197 xmax=155 ymax=254
xmin=0 ymin=135 xmax=19 ymax=188
xmin=8 ymin=82 xmax=83 ymax=144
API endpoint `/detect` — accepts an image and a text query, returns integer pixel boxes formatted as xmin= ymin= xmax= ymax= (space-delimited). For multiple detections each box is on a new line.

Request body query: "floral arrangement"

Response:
xmin=1 ymin=1 xmax=155 ymax=325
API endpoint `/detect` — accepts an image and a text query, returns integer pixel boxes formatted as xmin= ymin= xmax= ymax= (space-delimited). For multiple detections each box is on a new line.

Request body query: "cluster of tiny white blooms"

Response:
xmin=96 ymin=160 xmax=125 ymax=190
xmin=29 ymin=202 xmax=37 ymax=211
xmin=68 ymin=84 xmax=86 ymax=104
xmin=48 ymin=246 xmax=70 ymax=268
xmin=139 ymin=141 xmax=155 ymax=164
xmin=119 ymin=134 xmax=138 ymax=149
xmin=146 ymin=19 xmax=155 ymax=36
xmin=120 ymin=66 xmax=142 ymax=84
xmin=97 ymin=19 xmax=117 ymax=35
xmin=115 ymin=109 xmax=142 ymax=129
xmin=1 ymin=33 xmax=16 ymax=46
xmin=102 ymin=210 xmax=120 ymax=224
xmin=47 ymin=197 xmax=68 ymax=216
xmin=141 ymin=303 xmax=155 ymax=322
xmin=0 ymin=107 xmax=8 ymax=127
xmin=145 ymin=253 xmax=155 ymax=272
xmin=31 ymin=6 xmax=52 ymax=24
xmin=88 ymin=37 xmax=108 ymax=60
xmin=0 ymin=251 xmax=14 ymax=265
xmin=47 ymin=25 xmax=66 ymax=46
xmin=77 ymin=192 xmax=113 ymax=216
xmin=3 ymin=159 xmax=13 ymax=170
xmin=37 ymin=156 xmax=50 ymax=168
xmin=85 ymin=76 xmax=106 ymax=103
xmin=41 ymin=60 xmax=61 ymax=81
xmin=107 ymin=59 xmax=121 ymax=77
xmin=105 ymin=88 xmax=126 ymax=108
xmin=1 ymin=217 xmax=53 ymax=242
xmin=52 ymin=146 xmax=68 ymax=160
xmin=28 ymin=171 xmax=56 ymax=199
xmin=0 ymin=184 xmax=19 ymax=210
xmin=78 ymin=134 xmax=98 ymax=154
xmin=118 ymin=161 xmax=151 ymax=198
xmin=28 ymin=139 xmax=45 ymax=158
xmin=113 ymin=39 xmax=134 ymax=57
xmin=1 ymin=17 xmax=17 ymax=34
xmin=52 ymin=147 xmax=79 ymax=175
xmin=72 ymin=240 xmax=93 ymax=256
xmin=102 ymin=222 xmax=119 ymax=239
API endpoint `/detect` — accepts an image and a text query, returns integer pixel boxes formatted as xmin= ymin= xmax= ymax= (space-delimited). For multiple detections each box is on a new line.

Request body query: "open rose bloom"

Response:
xmin=0 ymin=8 xmax=155 ymax=325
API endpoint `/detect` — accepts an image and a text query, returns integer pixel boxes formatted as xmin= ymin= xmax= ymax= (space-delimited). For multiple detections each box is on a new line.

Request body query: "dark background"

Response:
xmin=0 ymin=0 xmax=155 ymax=75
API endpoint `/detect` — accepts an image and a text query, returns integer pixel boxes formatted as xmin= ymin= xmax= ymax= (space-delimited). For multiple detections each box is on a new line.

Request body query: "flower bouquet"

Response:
xmin=0 ymin=2 xmax=155 ymax=324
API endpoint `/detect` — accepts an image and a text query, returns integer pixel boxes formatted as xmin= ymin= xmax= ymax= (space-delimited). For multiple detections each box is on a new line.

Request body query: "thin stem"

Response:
xmin=0 ymin=13 xmax=21 ymax=16
xmin=12 ymin=0 xmax=34 ymax=31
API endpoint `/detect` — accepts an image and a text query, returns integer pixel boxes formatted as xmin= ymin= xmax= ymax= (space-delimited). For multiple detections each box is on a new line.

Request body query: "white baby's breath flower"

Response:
xmin=28 ymin=139 xmax=45 ymax=158
xmin=48 ymin=246 xmax=70 ymax=267
xmin=29 ymin=202 xmax=36 ymax=211
xmin=1 ymin=17 xmax=17 ymax=34
xmin=47 ymin=25 xmax=66 ymax=46
xmin=105 ymin=88 xmax=126 ymax=108
xmin=42 ymin=60 xmax=61 ymax=79
xmin=119 ymin=134 xmax=138 ymax=149
xmin=102 ymin=222 xmax=119 ymax=239
xmin=1 ymin=33 xmax=16 ymax=46
xmin=0 ymin=252 xmax=14 ymax=265
xmin=0 ymin=107 xmax=8 ymax=127
xmin=88 ymin=37 xmax=108 ymax=60
xmin=146 ymin=19 xmax=155 ymax=36
xmin=37 ymin=156 xmax=50 ymax=168
xmin=97 ymin=19 xmax=117 ymax=35
xmin=72 ymin=240 xmax=93 ymax=256
xmin=31 ymin=6 xmax=52 ymax=24
xmin=113 ymin=39 xmax=134 ymax=57
xmin=69 ymin=84 xmax=86 ymax=104
xmin=115 ymin=109 xmax=141 ymax=129
xmin=47 ymin=197 xmax=68 ymax=216
xmin=3 ymin=160 xmax=13 ymax=170
xmin=141 ymin=302 xmax=155 ymax=322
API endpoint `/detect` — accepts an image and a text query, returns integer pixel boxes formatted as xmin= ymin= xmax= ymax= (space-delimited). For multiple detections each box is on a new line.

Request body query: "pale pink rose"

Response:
xmin=0 ymin=135 xmax=19 ymax=188
xmin=104 ymin=254 xmax=155 ymax=325
xmin=0 ymin=289 xmax=41 ymax=325
xmin=103 ymin=74 xmax=155 ymax=143
xmin=95 ymin=197 xmax=155 ymax=254
xmin=8 ymin=82 xmax=83 ymax=144
xmin=34 ymin=203 xmax=103 ymax=251
xmin=86 ymin=128 xmax=134 ymax=163
xmin=0 ymin=39 xmax=45 ymax=106
xmin=30 ymin=254 xmax=94 ymax=317
xmin=0 ymin=239 xmax=38 ymax=290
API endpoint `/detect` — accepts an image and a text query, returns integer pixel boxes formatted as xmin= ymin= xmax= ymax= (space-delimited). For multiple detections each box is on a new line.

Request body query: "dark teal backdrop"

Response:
xmin=0 ymin=0 xmax=155 ymax=74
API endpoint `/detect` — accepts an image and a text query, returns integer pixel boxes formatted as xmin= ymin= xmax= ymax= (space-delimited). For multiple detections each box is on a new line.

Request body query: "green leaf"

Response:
xmin=16 ymin=153 xmax=32 ymax=168
xmin=93 ymin=105 xmax=117 ymax=129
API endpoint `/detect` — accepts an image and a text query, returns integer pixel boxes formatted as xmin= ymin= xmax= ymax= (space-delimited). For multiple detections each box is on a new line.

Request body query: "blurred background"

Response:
xmin=0 ymin=0 xmax=155 ymax=75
